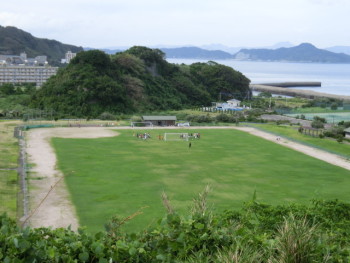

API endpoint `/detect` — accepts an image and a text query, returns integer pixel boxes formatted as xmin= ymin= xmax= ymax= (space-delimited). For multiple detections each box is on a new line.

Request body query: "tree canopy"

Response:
xmin=30 ymin=47 xmax=251 ymax=117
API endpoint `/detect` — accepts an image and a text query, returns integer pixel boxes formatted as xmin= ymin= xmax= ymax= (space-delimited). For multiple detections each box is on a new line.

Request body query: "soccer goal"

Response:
xmin=164 ymin=133 xmax=189 ymax=141
xmin=130 ymin=121 xmax=154 ymax=128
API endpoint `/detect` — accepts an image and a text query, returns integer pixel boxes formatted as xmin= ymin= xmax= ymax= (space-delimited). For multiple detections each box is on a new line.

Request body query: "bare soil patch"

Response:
xmin=26 ymin=127 xmax=119 ymax=230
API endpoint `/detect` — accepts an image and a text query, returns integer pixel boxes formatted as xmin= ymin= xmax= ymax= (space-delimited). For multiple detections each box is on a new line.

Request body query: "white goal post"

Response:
xmin=130 ymin=121 xmax=154 ymax=128
xmin=164 ymin=133 xmax=189 ymax=141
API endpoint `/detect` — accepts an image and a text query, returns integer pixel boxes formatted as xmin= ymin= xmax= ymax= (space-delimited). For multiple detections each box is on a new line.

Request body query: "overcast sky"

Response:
xmin=0 ymin=0 xmax=349 ymax=49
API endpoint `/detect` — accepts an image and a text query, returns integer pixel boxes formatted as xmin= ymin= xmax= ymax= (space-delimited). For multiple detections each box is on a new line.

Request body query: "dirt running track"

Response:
xmin=25 ymin=127 xmax=119 ymax=230
xmin=25 ymin=126 xmax=350 ymax=230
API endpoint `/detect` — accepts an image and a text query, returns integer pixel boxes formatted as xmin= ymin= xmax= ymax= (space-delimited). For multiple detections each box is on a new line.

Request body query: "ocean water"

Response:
xmin=167 ymin=59 xmax=350 ymax=96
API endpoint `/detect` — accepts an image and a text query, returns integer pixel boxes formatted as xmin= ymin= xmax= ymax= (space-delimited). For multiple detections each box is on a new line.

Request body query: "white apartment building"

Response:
xmin=0 ymin=64 xmax=58 ymax=87
xmin=61 ymin=51 xmax=77 ymax=64
xmin=0 ymin=52 xmax=58 ymax=87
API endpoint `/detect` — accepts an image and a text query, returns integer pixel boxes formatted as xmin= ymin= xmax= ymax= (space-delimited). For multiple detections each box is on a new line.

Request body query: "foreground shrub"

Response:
xmin=2 ymin=198 xmax=350 ymax=262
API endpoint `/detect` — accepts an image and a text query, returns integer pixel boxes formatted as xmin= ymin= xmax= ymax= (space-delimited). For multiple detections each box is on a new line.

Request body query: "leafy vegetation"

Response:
xmin=3 ymin=197 xmax=350 ymax=262
xmin=30 ymin=47 xmax=251 ymax=118
xmin=0 ymin=84 xmax=35 ymax=118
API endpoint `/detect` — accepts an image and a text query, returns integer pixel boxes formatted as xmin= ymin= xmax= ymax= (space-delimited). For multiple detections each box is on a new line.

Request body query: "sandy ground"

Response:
xmin=25 ymin=126 xmax=350 ymax=230
xmin=25 ymin=127 xmax=119 ymax=230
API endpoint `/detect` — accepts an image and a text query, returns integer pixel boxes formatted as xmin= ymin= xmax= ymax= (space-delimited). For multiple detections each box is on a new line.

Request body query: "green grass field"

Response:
xmin=250 ymin=124 xmax=350 ymax=158
xmin=0 ymin=121 xmax=20 ymax=218
xmin=52 ymin=129 xmax=350 ymax=233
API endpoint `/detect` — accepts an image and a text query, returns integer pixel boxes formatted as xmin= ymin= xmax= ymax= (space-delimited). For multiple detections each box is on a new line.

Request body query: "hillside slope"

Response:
xmin=0 ymin=25 xmax=83 ymax=65
xmin=30 ymin=47 xmax=251 ymax=117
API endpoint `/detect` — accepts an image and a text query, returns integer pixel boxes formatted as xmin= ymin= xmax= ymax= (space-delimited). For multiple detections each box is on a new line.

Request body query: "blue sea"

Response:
xmin=167 ymin=59 xmax=350 ymax=96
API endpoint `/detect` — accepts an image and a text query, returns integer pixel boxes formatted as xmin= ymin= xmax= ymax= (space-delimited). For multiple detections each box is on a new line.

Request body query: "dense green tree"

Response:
xmin=30 ymin=47 xmax=251 ymax=117
xmin=189 ymin=61 xmax=251 ymax=101
xmin=0 ymin=84 xmax=16 ymax=96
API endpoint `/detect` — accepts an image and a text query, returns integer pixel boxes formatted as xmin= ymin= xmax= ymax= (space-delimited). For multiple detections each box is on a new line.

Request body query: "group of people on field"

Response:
xmin=134 ymin=132 xmax=201 ymax=141
xmin=189 ymin=133 xmax=201 ymax=139
xmin=135 ymin=133 xmax=151 ymax=140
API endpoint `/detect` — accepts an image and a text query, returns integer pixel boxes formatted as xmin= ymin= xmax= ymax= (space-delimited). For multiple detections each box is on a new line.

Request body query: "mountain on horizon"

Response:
xmin=3 ymin=25 xmax=350 ymax=64
xmin=0 ymin=25 xmax=84 ymax=66
xmin=325 ymin=46 xmax=350 ymax=55
xmin=200 ymin=42 xmax=294 ymax=54
xmin=94 ymin=43 xmax=350 ymax=63
xmin=233 ymin=43 xmax=350 ymax=63
xmin=161 ymin=47 xmax=233 ymax=60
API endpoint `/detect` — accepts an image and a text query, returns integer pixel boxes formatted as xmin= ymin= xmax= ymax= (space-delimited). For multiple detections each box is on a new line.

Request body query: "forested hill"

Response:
xmin=30 ymin=46 xmax=251 ymax=117
xmin=233 ymin=43 xmax=350 ymax=63
xmin=0 ymin=25 xmax=83 ymax=65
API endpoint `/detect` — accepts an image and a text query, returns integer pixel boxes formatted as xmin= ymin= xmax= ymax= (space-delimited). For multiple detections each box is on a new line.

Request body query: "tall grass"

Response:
xmin=272 ymin=215 xmax=318 ymax=263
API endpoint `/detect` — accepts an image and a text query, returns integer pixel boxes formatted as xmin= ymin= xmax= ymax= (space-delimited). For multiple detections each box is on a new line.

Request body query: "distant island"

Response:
xmin=233 ymin=43 xmax=350 ymax=63
xmin=158 ymin=43 xmax=350 ymax=63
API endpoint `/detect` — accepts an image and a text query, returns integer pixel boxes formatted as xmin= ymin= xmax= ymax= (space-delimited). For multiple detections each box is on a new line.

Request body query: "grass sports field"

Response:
xmin=52 ymin=128 xmax=350 ymax=233
xmin=0 ymin=121 xmax=19 ymax=218
xmin=250 ymin=124 xmax=350 ymax=158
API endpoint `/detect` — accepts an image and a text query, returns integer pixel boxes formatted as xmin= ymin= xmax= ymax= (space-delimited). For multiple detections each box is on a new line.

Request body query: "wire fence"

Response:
xmin=12 ymin=121 xmax=116 ymax=226
xmin=14 ymin=125 xmax=29 ymax=226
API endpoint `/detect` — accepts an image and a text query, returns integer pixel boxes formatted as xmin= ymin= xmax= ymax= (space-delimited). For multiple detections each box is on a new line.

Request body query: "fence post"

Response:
xmin=17 ymin=127 xmax=29 ymax=226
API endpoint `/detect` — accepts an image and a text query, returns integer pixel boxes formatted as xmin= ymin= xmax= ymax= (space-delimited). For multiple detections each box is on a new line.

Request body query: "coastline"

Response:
xmin=167 ymin=59 xmax=350 ymax=97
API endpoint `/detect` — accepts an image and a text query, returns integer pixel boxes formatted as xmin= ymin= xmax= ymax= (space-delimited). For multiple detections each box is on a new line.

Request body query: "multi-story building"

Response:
xmin=0 ymin=52 xmax=48 ymax=66
xmin=61 ymin=51 xmax=77 ymax=64
xmin=0 ymin=52 xmax=58 ymax=87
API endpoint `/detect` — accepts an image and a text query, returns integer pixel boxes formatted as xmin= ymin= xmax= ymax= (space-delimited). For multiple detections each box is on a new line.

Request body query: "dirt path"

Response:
xmin=232 ymin=126 xmax=350 ymax=171
xmin=25 ymin=127 xmax=119 ymax=230
xmin=25 ymin=125 xmax=349 ymax=230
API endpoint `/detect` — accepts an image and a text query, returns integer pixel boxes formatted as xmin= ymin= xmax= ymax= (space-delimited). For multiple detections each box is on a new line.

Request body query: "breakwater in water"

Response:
xmin=250 ymin=84 xmax=350 ymax=101
xmin=257 ymin=82 xmax=321 ymax=87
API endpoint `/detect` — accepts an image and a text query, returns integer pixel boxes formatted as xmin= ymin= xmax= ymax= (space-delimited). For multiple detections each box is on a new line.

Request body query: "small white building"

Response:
xmin=61 ymin=51 xmax=77 ymax=64
xmin=345 ymin=127 xmax=350 ymax=139
xmin=226 ymin=99 xmax=241 ymax=108
xmin=212 ymin=99 xmax=247 ymax=111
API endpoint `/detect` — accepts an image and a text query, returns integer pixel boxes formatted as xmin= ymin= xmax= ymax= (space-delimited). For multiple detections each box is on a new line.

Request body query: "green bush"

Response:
xmin=311 ymin=120 xmax=324 ymax=129
xmin=3 ymin=195 xmax=350 ymax=262
xmin=324 ymin=126 xmax=345 ymax=139
xmin=98 ymin=112 xmax=116 ymax=120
